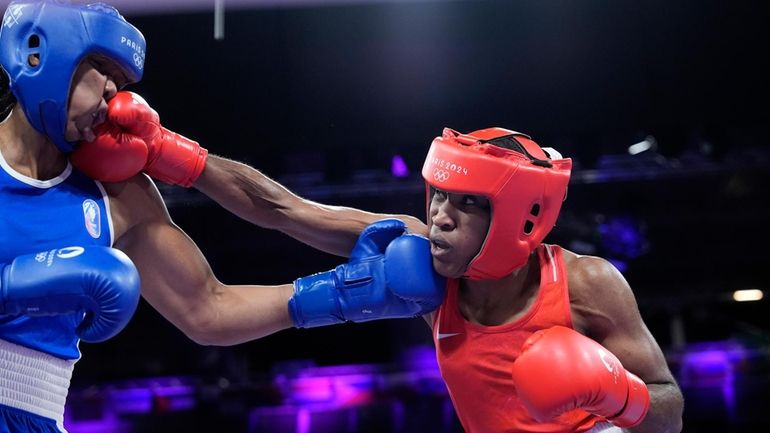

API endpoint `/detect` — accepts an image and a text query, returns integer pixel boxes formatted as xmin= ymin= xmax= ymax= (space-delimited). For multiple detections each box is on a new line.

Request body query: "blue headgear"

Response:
xmin=0 ymin=0 xmax=145 ymax=152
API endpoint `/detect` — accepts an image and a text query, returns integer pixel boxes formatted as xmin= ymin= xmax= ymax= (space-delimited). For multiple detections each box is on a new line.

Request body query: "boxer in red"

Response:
xmin=74 ymin=94 xmax=684 ymax=433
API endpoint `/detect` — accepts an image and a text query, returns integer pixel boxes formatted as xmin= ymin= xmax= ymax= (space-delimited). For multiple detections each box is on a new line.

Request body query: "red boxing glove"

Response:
xmin=72 ymin=92 xmax=207 ymax=186
xmin=511 ymin=326 xmax=650 ymax=428
xmin=70 ymin=123 xmax=149 ymax=182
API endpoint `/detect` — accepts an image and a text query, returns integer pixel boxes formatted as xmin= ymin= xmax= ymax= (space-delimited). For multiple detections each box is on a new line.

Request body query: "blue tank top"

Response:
xmin=0 ymin=152 xmax=113 ymax=360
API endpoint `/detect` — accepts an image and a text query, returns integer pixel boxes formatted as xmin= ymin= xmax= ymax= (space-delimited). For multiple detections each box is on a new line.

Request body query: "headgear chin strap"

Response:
xmin=0 ymin=0 xmax=146 ymax=153
xmin=421 ymin=127 xmax=572 ymax=280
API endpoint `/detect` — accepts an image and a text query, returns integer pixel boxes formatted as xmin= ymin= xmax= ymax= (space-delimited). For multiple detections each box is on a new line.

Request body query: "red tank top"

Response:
xmin=432 ymin=244 xmax=603 ymax=433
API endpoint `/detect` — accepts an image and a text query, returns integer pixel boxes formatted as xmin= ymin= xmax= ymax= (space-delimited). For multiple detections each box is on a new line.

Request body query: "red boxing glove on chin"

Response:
xmin=71 ymin=92 xmax=207 ymax=187
xmin=70 ymin=123 xmax=149 ymax=182
xmin=511 ymin=326 xmax=650 ymax=428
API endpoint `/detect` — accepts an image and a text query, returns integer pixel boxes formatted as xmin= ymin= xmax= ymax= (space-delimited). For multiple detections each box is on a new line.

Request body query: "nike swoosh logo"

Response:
xmin=598 ymin=349 xmax=620 ymax=383
xmin=437 ymin=332 xmax=461 ymax=340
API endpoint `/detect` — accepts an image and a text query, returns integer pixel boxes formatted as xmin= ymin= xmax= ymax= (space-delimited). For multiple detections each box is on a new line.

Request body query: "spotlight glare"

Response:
xmin=732 ymin=289 xmax=763 ymax=302
xmin=628 ymin=135 xmax=657 ymax=155
xmin=628 ymin=140 xmax=652 ymax=155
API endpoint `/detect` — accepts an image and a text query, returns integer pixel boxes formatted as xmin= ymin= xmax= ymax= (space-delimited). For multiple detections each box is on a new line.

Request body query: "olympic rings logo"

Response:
xmin=133 ymin=52 xmax=144 ymax=69
xmin=433 ymin=168 xmax=450 ymax=183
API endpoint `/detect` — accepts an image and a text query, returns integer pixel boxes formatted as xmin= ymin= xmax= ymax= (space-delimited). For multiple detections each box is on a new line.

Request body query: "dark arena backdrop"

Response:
xmin=5 ymin=0 xmax=768 ymax=432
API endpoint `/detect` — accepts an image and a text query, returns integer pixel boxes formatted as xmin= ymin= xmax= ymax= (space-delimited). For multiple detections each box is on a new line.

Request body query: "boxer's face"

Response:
xmin=65 ymin=55 xmax=124 ymax=143
xmin=428 ymin=188 xmax=490 ymax=278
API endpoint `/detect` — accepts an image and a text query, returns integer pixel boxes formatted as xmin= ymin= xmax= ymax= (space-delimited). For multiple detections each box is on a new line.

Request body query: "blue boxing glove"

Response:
xmin=289 ymin=219 xmax=446 ymax=328
xmin=0 ymin=246 xmax=141 ymax=342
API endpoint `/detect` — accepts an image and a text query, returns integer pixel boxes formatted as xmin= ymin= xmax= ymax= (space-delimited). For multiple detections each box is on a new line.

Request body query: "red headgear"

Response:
xmin=421 ymin=127 xmax=572 ymax=280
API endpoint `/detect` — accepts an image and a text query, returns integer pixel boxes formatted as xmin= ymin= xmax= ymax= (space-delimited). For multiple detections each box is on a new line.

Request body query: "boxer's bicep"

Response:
xmin=109 ymin=176 xmax=219 ymax=336
xmin=571 ymin=256 xmax=674 ymax=385
xmin=570 ymin=257 xmax=684 ymax=432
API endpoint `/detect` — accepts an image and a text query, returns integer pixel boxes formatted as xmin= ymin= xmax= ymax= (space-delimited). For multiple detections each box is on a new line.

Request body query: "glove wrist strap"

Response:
xmin=608 ymin=371 xmax=650 ymax=428
xmin=146 ymin=130 xmax=208 ymax=187
xmin=289 ymin=270 xmax=345 ymax=328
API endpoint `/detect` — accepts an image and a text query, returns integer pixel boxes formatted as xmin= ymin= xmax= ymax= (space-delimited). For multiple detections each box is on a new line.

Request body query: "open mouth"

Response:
xmin=430 ymin=237 xmax=451 ymax=257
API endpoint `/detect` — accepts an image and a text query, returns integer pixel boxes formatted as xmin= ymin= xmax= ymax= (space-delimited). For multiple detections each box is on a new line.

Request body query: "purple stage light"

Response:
xmin=679 ymin=341 xmax=749 ymax=416
xmin=297 ymin=408 xmax=311 ymax=433
xmin=401 ymin=345 xmax=438 ymax=370
xmin=606 ymin=258 xmax=628 ymax=273
xmin=65 ymin=377 xmax=199 ymax=432
xmin=63 ymin=418 xmax=129 ymax=433
xmin=598 ymin=215 xmax=648 ymax=260
xmin=274 ymin=364 xmax=379 ymax=407
xmin=106 ymin=376 xmax=198 ymax=414
xmin=249 ymin=404 xmax=364 ymax=433
xmin=400 ymin=345 xmax=447 ymax=395
xmin=390 ymin=155 xmax=409 ymax=178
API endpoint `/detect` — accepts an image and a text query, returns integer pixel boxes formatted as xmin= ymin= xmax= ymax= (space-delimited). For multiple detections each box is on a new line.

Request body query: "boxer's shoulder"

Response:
xmin=564 ymin=250 xmax=621 ymax=291
xmin=563 ymin=248 xmax=638 ymax=334
xmin=103 ymin=173 xmax=171 ymax=240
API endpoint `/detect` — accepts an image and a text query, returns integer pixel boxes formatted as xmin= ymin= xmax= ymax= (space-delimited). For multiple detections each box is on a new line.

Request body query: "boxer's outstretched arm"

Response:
xmin=194 ymin=155 xmax=427 ymax=257
xmin=567 ymin=253 xmax=684 ymax=433
xmin=72 ymin=92 xmax=425 ymax=257
xmin=107 ymin=174 xmax=294 ymax=346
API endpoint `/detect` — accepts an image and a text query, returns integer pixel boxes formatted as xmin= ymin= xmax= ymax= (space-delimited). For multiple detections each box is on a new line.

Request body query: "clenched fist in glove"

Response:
xmin=511 ymin=326 xmax=650 ymax=428
xmin=289 ymin=219 xmax=446 ymax=328
xmin=1 ymin=246 xmax=141 ymax=343
xmin=71 ymin=91 xmax=207 ymax=186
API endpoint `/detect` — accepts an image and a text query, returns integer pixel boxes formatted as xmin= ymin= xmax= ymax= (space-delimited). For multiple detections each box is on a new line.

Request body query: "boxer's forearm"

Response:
xmin=629 ymin=383 xmax=683 ymax=433
xmin=187 ymin=283 xmax=296 ymax=346
xmin=195 ymin=155 xmax=422 ymax=257
xmin=109 ymin=174 xmax=294 ymax=345
xmin=194 ymin=155 xmax=300 ymax=229
xmin=116 ymin=213 xmax=295 ymax=345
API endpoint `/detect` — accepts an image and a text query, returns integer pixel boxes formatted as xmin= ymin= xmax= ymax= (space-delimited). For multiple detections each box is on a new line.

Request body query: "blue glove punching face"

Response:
xmin=289 ymin=219 xmax=446 ymax=328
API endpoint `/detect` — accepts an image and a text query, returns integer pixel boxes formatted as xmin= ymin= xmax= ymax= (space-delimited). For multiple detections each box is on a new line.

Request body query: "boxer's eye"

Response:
xmin=461 ymin=195 xmax=490 ymax=211
xmin=462 ymin=195 xmax=478 ymax=206
xmin=431 ymin=188 xmax=447 ymax=201
xmin=88 ymin=58 xmax=116 ymax=80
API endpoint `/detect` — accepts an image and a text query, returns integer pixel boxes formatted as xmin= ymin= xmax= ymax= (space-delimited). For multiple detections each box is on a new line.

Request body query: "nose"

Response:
xmin=104 ymin=78 xmax=118 ymax=100
xmin=431 ymin=200 xmax=456 ymax=231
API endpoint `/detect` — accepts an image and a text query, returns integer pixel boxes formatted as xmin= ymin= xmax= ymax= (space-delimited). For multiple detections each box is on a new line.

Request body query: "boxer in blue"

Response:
xmin=0 ymin=2 xmax=444 ymax=432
